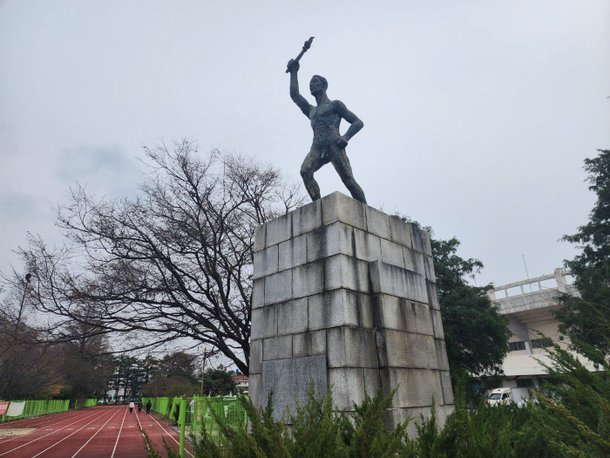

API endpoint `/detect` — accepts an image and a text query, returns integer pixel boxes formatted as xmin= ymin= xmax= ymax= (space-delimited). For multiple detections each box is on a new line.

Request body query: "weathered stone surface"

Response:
xmin=387 ymin=368 xmax=443 ymax=408
xmin=369 ymin=261 xmax=427 ymax=303
xmin=323 ymin=222 xmax=353 ymax=257
xmin=309 ymin=290 xmax=358 ymax=330
xmin=251 ymin=306 xmax=277 ymax=339
xmin=426 ymin=281 xmax=441 ymax=310
xmin=402 ymin=300 xmax=434 ymax=335
xmin=327 ymin=327 xmax=378 ymax=368
xmin=305 ymin=227 xmax=325 ymax=262
xmin=252 ymin=278 xmax=265 ymax=309
xmin=249 ymin=339 xmax=263 ymax=374
xmin=292 ymin=330 xmax=326 ymax=357
xmin=266 ymin=213 xmax=292 ymax=246
xmin=388 ymin=215 xmax=412 ymax=248
xmin=322 ymin=192 xmax=367 ymax=230
xmin=383 ymin=331 xmax=436 ymax=368
xmin=381 ymin=238 xmax=405 ymax=268
xmin=324 ymin=254 xmax=369 ymax=292
xmin=306 ymin=222 xmax=348 ymax=262
xmin=410 ymin=224 xmax=432 ymax=255
xmin=430 ymin=309 xmax=445 ymax=339
xmin=363 ymin=367 xmax=381 ymax=395
xmin=435 ymin=339 xmax=450 ymax=371
xmin=253 ymin=245 xmax=279 ymax=279
xmin=365 ymin=206 xmax=391 ymax=239
xmin=251 ymin=193 xmax=453 ymax=432
xmin=404 ymin=333 xmax=438 ymax=369
xmin=253 ymin=224 xmax=266 ymax=252
xmin=358 ymin=293 xmax=374 ymax=328
xmin=439 ymin=370 xmax=454 ymax=404
xmin=329 ymin=367 xmax=368 ymax=409
xmin=263 ymin=335 xmax=292 ymax=360
xmin=249 ymin=373 xmax=261 ymax=406
xmin=352 ymin=228 xmax=382 ymax=262
xmin=293 ymin=261 xmax=325 ymax=298
xmin=306 ymin=222 xmax=384 ymax=264
xmin=277 ymin=298 xmax=308 ymax=335
xmin=423 ymin=255 xmax=436 ymax=281
xmin=261 ymin=355 xmax=328 ymax=420
xmin=376 ymin=295 xmax=403 ymax=331
xmin=279 ymin=235 xmax=307 ymax=271
xmin=403 ymin=249 xmax=425 ymax=275
xmin=264 ymin=270 xmax=293 ymax=305
xmin=292 ymin=199 xmax=322 ymax=236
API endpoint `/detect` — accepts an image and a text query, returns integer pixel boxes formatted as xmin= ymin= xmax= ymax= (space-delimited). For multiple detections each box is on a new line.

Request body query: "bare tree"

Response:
xmin=7 ymin=141 xmax=302 ymax=374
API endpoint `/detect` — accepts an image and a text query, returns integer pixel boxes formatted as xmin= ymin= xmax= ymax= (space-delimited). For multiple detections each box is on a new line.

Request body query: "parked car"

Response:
xmin=487 ymin=387 xmax=531 ymax=406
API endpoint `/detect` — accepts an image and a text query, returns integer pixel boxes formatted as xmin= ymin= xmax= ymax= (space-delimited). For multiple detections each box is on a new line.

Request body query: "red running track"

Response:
xmin=0 ymin=405 xmax=188 ymax=457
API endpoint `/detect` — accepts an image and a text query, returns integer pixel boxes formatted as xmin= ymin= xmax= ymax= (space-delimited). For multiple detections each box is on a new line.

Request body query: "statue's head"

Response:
xmin=309 ymin=75 xmax=328 ymax=95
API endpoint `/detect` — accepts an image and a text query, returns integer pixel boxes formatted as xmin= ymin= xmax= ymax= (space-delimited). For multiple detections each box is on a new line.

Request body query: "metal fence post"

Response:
xmin=179 ymin=398 xmax=187 ymax=458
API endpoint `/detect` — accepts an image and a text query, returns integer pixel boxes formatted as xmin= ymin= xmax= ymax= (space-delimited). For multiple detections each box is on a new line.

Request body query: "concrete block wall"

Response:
xmin=250 ymin=192 xmax=453 ymax=429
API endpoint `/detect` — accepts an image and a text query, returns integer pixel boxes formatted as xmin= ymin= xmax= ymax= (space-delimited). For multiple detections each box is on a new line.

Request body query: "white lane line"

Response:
xmin=30 ymin=409 xmax=117 ymax=458
xmin=145 ymin=414 xmax=194 ymax=457
xmin=110 ymin=408 xmax=128 ymax=458
xmin=0 ymin=410 xmax=103 ymax=457
xmin=0 ymin=409 xmax=95 ymax=445
xmin=134 ymin=410 xmax=143 ymax=431
xmin=70 ymin=408 xmax=122 ymax=457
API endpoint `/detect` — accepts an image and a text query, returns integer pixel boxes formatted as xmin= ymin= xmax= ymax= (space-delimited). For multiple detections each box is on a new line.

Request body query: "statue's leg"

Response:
xmin=300 ymin=148 xmax=325 ymax=201
xmin=331 ymin=150 xmax=367 ymax=204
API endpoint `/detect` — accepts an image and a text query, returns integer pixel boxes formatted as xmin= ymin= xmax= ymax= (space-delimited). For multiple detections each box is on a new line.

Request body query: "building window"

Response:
xmin=516 ymin=378 xmax=534 ymax=388
xmin=531 ymin=338 xmax=553 ymax=349
xmin=508 ymin=341 xmax=526 ymax=352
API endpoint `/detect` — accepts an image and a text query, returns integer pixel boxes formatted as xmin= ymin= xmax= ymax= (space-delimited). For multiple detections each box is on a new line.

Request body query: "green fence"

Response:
xmin=74 ymin=398 xmax=98 ymax=409
xmin=142 ymin=395 xmax=248 ymax=458
xmin=0 ymin=399 xmax=70 ymax=423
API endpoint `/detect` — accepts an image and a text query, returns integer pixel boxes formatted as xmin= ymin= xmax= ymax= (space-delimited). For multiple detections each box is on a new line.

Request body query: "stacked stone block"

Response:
xmin=249 ymin=192 xmax=453 ymax=429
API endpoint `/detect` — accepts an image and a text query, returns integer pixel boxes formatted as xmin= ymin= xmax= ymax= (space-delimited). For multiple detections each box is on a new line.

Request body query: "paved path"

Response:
xmin=0 ymin=405 xmax=187 ymax=457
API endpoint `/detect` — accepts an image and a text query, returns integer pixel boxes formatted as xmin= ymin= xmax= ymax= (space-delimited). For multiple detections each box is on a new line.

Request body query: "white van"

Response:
xmin=487 ymin=387 xmax=531 ymax=406
xmin=487 ymin=388 xmax=512 ymax=405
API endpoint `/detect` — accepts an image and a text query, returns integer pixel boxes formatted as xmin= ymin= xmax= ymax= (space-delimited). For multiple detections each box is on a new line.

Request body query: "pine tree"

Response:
xmin=432 ymin=237 xmax=510 ymax=379
xmin=557 ymin=149 xmax=610 ymax=357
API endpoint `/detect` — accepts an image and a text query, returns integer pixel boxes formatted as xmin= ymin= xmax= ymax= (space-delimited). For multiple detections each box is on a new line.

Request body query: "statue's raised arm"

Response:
xmin=287 ymin=59 xmax=312 ymax=117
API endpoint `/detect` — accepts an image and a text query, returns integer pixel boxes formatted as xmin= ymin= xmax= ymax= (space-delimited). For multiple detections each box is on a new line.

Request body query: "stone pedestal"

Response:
xmin=249 ymin=192 xmax=453 ymax=430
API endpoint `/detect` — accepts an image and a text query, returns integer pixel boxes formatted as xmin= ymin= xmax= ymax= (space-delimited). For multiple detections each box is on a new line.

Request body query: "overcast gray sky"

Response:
xmin=1 ymin=0 xmax=609 ymax=288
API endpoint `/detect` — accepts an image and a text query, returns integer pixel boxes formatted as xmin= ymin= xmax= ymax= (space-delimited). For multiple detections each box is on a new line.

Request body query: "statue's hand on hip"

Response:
xmin=336 ymin=137 xmax=348 ymax=148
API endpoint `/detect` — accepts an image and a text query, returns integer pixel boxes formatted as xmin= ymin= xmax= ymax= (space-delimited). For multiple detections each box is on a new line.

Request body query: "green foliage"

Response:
xmin=392 ymin=217 xmax=510 ymax=381
xmin=150 ymin=377 xmax=610 ymax=458
xmin=158 ymin=352 xmax=197 ymax=381
xmin=290 ymin=389 xmax=347 ymax=457
xmin=534 ymin=344 xmax=610 ymax=457
xmin=431 ymin=237 xmax=510 ymax=379
xmin=341 ymin=390 xmax=410 ymax=457
xmin=190 ymin=393 xmax=290 ymax=458
xmin=202 ymin=369 xmax=237 ymax=396
xmin=435 ymin=397 xmax=551 ymax=458
xmin=181 ymin=389 xmax=417 ymax=458
xmin=557 ymin=149 xmax=610 ymax=356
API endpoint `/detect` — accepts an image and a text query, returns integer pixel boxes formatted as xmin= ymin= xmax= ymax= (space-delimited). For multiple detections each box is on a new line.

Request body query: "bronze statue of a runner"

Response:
xmin=286 ymin=39 xmax=367 ymax=204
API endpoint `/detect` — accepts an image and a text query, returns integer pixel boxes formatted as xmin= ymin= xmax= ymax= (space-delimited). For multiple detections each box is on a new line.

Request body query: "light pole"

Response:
xmin=200 ymin=349 xmax=208 ymax=396
xmin=16 ymin=273 xmax=32 ymax=326
xmin=199 ymin=348 xmax=218 ymax=396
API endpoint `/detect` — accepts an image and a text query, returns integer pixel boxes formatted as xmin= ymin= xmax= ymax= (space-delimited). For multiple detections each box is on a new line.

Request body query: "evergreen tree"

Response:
xmin=202 ymin=369 xmax=237 ymax=396
xmin=557 ymin=149 xmax=610 ymax=357
xmin=432 ymin=237 xmax=510 ymax=379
